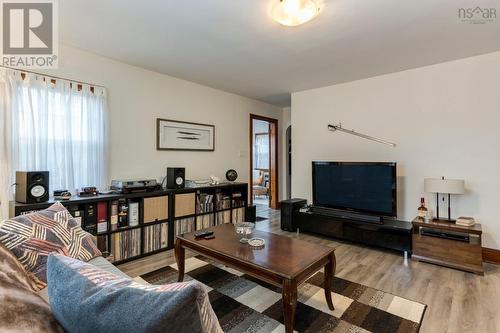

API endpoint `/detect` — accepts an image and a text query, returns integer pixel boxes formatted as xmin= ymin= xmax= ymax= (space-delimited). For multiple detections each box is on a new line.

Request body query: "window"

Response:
xmin=254 ymin=133 xmax=270 ymax=170
xmin=3 ymin=70 xmax=108 ymax=196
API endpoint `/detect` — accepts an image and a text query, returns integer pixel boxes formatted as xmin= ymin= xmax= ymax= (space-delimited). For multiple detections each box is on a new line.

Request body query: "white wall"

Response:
xmin=291 ymin=51 xmax=500 ymax=249
xmin=45 ymin=45 xmax=283 ymax=195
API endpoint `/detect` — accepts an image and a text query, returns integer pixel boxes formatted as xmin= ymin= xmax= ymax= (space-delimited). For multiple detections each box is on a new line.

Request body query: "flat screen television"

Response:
xmin=312 ymin=162 xmax=397 ymax=217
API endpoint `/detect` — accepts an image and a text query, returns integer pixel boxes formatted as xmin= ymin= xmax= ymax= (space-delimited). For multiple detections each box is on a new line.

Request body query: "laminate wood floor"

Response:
xmin=118 ymin=204 xmax=500 ymax=333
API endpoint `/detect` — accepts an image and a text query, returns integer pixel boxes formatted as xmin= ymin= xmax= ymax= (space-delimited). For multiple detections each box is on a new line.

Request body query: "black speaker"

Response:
xmin=245 ymin=205 xmax=256 ymax=223
xmin=166 ymin=167 xmax=185 ymax=189
xmin=280 ymin=198 xmax=307 ymax=231
xmin=15 ymin=171 xmax=49 ymax=204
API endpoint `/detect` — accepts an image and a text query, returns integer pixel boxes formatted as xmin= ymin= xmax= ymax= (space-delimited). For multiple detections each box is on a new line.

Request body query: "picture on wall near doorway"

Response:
xmin=156 ymin=118 xmax=215 ymax=151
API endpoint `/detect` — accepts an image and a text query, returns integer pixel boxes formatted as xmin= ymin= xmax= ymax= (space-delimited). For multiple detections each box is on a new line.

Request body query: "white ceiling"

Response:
xmin=60 ymin=0 xmax=500 ymax=106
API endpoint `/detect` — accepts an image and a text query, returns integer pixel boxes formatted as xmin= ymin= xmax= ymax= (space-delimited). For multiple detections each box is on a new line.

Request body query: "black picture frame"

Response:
xmin=156 ymin=118 xmax=215 ymax=151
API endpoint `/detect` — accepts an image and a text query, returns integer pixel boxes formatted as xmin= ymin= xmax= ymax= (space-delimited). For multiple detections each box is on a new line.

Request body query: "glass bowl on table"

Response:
xmin=234 ymin=222 xmax=255 ymax=243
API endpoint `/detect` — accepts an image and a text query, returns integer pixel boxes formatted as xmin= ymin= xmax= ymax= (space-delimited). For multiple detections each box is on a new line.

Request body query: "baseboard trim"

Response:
xmin=482 ymin=247 xmax=500 ymax=264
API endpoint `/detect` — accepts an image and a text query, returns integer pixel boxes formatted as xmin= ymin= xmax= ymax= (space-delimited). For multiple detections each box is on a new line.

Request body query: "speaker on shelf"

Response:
xmin=280 ymin=198 xmax=307 ymax=232
xmin=166 ymin=167 xmax=185 ymax=189
xmin=15 ymin=171 xmax=49 ymax=204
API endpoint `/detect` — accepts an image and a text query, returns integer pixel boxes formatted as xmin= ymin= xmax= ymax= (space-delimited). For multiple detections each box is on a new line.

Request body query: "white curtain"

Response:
xmin=0 ymin=68 xmax=108 ymax=219
xmin=0 ymin=69 xmax=13 ymax=220
xmin=254 ymin=134 xmax=269 ymax=170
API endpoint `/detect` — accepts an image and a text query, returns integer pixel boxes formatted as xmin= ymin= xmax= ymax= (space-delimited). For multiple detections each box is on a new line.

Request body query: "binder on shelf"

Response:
xmin=128 ymin=202 xmax=140 ymax=227
xmin=84 ymin=203 xmax=97 ymax=234
xmin=97 ymin=202 xmax=108 ymax=233
xmin=110 ymin=200 xmax=118 ymax=231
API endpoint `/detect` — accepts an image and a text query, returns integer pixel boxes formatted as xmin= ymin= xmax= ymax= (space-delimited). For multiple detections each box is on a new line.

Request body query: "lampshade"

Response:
xmin=424 ymin=178 xmax=465 ymax=194
xmin=270 ymin=0 xmax=321 ymax=27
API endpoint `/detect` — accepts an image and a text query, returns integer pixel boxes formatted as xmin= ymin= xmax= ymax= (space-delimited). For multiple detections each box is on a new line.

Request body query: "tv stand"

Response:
xmin=309 ymin=206 xmax=383 ymax=225
xmin=294 ymin=208 xmax=412 ymax=256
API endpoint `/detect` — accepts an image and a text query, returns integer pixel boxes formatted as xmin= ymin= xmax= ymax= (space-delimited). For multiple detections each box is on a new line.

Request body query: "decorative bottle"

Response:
xmin=417 ymin=197 xmax=428 ymax=218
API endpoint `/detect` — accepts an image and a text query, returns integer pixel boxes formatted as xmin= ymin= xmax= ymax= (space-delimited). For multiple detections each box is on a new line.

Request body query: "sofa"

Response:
xmin=0 ymin=202 xmax=222 ymax=333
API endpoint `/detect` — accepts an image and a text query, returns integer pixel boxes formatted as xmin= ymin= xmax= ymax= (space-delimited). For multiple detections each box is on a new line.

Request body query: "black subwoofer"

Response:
xmin=280 ymin=198 xmax=307 ymax=231
xmin=166 ymin=167 xmax=185 ymax=189
xmin=245 ymin=205 xmax=256 ymax=223
xmin=15 ymin=171 xmax=49 ymax=204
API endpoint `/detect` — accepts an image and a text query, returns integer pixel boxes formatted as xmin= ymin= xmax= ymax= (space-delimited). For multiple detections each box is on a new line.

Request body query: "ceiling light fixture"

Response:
xmin=270 ymin=0 xmax=321 ymax=27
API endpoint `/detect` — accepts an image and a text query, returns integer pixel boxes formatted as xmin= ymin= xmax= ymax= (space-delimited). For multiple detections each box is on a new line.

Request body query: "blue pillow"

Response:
xmin=47 ymin=254 xmax=222 ymax=333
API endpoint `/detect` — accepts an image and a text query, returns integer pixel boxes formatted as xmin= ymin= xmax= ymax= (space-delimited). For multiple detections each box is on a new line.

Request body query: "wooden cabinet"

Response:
xmin=143 ymin=195 xmax=168 ymax=223
xmin=294 ymin=211 xmax=412 ymax=254
xmin=411 ymin=217 xmax=484 ymax=275
xmin=174 ymin=193 xmax=196 ymax=218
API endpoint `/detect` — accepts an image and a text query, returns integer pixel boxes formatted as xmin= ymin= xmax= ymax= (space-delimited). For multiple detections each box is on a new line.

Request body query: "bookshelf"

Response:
xmin=9 ymin=182 xmax=248 ymax=265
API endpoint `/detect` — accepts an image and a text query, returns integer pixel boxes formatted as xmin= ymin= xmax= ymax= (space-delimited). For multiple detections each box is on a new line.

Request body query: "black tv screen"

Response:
xmin=312 ymin=162 xmax=397 ymax=217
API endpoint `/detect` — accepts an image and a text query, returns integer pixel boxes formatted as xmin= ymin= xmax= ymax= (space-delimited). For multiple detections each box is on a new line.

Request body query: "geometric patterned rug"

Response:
xmin=141 ymin=256 xmax=427 ymax=333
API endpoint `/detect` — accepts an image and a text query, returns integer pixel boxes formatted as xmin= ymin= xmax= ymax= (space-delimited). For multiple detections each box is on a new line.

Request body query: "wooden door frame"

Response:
xmin=249 ymin=114 xmax=279 ymax=209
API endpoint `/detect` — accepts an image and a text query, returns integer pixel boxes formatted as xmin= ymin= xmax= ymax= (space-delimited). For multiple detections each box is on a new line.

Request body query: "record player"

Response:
xmin=110 ymin=179 xmax=162 ymax=193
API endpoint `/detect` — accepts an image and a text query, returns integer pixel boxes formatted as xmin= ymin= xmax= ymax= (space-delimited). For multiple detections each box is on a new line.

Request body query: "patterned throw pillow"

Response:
xmin=0 ymin=243 xmax=64 ymax=332
xmin=0 ymin=202 xmax=101 ymax=290
xmin=47 ymin=254 xmax=223 ymax=333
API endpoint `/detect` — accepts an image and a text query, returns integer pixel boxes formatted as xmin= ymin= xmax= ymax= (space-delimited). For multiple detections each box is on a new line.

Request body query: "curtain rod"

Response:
xmin=0 ymin=65 xmax=105 ymax=88
xmin=328 ymin=123 xmax=397 ymax=147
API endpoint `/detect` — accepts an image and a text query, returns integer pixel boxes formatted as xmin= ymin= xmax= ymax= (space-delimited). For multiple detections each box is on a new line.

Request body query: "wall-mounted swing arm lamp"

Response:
xmin=327 ymin=123 xmax=397 ymax=147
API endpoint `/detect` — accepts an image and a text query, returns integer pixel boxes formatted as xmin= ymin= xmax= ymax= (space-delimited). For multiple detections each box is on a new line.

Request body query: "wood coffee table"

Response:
xmin=175 ymin=224 xmax=336 ymax=333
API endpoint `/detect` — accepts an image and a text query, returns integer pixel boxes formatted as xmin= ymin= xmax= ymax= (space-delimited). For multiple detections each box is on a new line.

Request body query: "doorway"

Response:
xmin=249 ymin=114 xmax=279 ymax=210
xmin=286 ymin=125 xmax=291 ymax=200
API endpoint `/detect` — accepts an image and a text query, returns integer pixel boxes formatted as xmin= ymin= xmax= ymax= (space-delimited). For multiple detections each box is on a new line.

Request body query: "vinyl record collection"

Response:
xmin=97 ymin=235 xmax=109 ymax=255
xmin=196 ymin=214 xmax=214 ymax=230
xmin=175 ymin=217 xmax=196 ymax=236
xmin=232 ymin=207 xmax=245 ymax=224
xmin=216 ymin=211 xmax=232 ymax=225
xmin=111 ymin=229 xmax=141 ymax=261
xmin=143 ymin=223 xmax=169 ymax=253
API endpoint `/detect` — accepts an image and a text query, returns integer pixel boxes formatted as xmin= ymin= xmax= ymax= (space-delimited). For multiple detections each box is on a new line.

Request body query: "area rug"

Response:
xmin=141 ymin=257 xmax=426 ymax=333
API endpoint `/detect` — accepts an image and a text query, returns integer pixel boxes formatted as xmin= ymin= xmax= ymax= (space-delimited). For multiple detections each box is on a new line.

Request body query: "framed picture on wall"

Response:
xmin=156 ymin=118 xmax=215 ymax=151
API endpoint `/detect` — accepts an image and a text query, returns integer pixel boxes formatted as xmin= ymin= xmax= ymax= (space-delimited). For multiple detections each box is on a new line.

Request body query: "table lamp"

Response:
xmin=424 ymin=177 xmax=465 ymax=222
